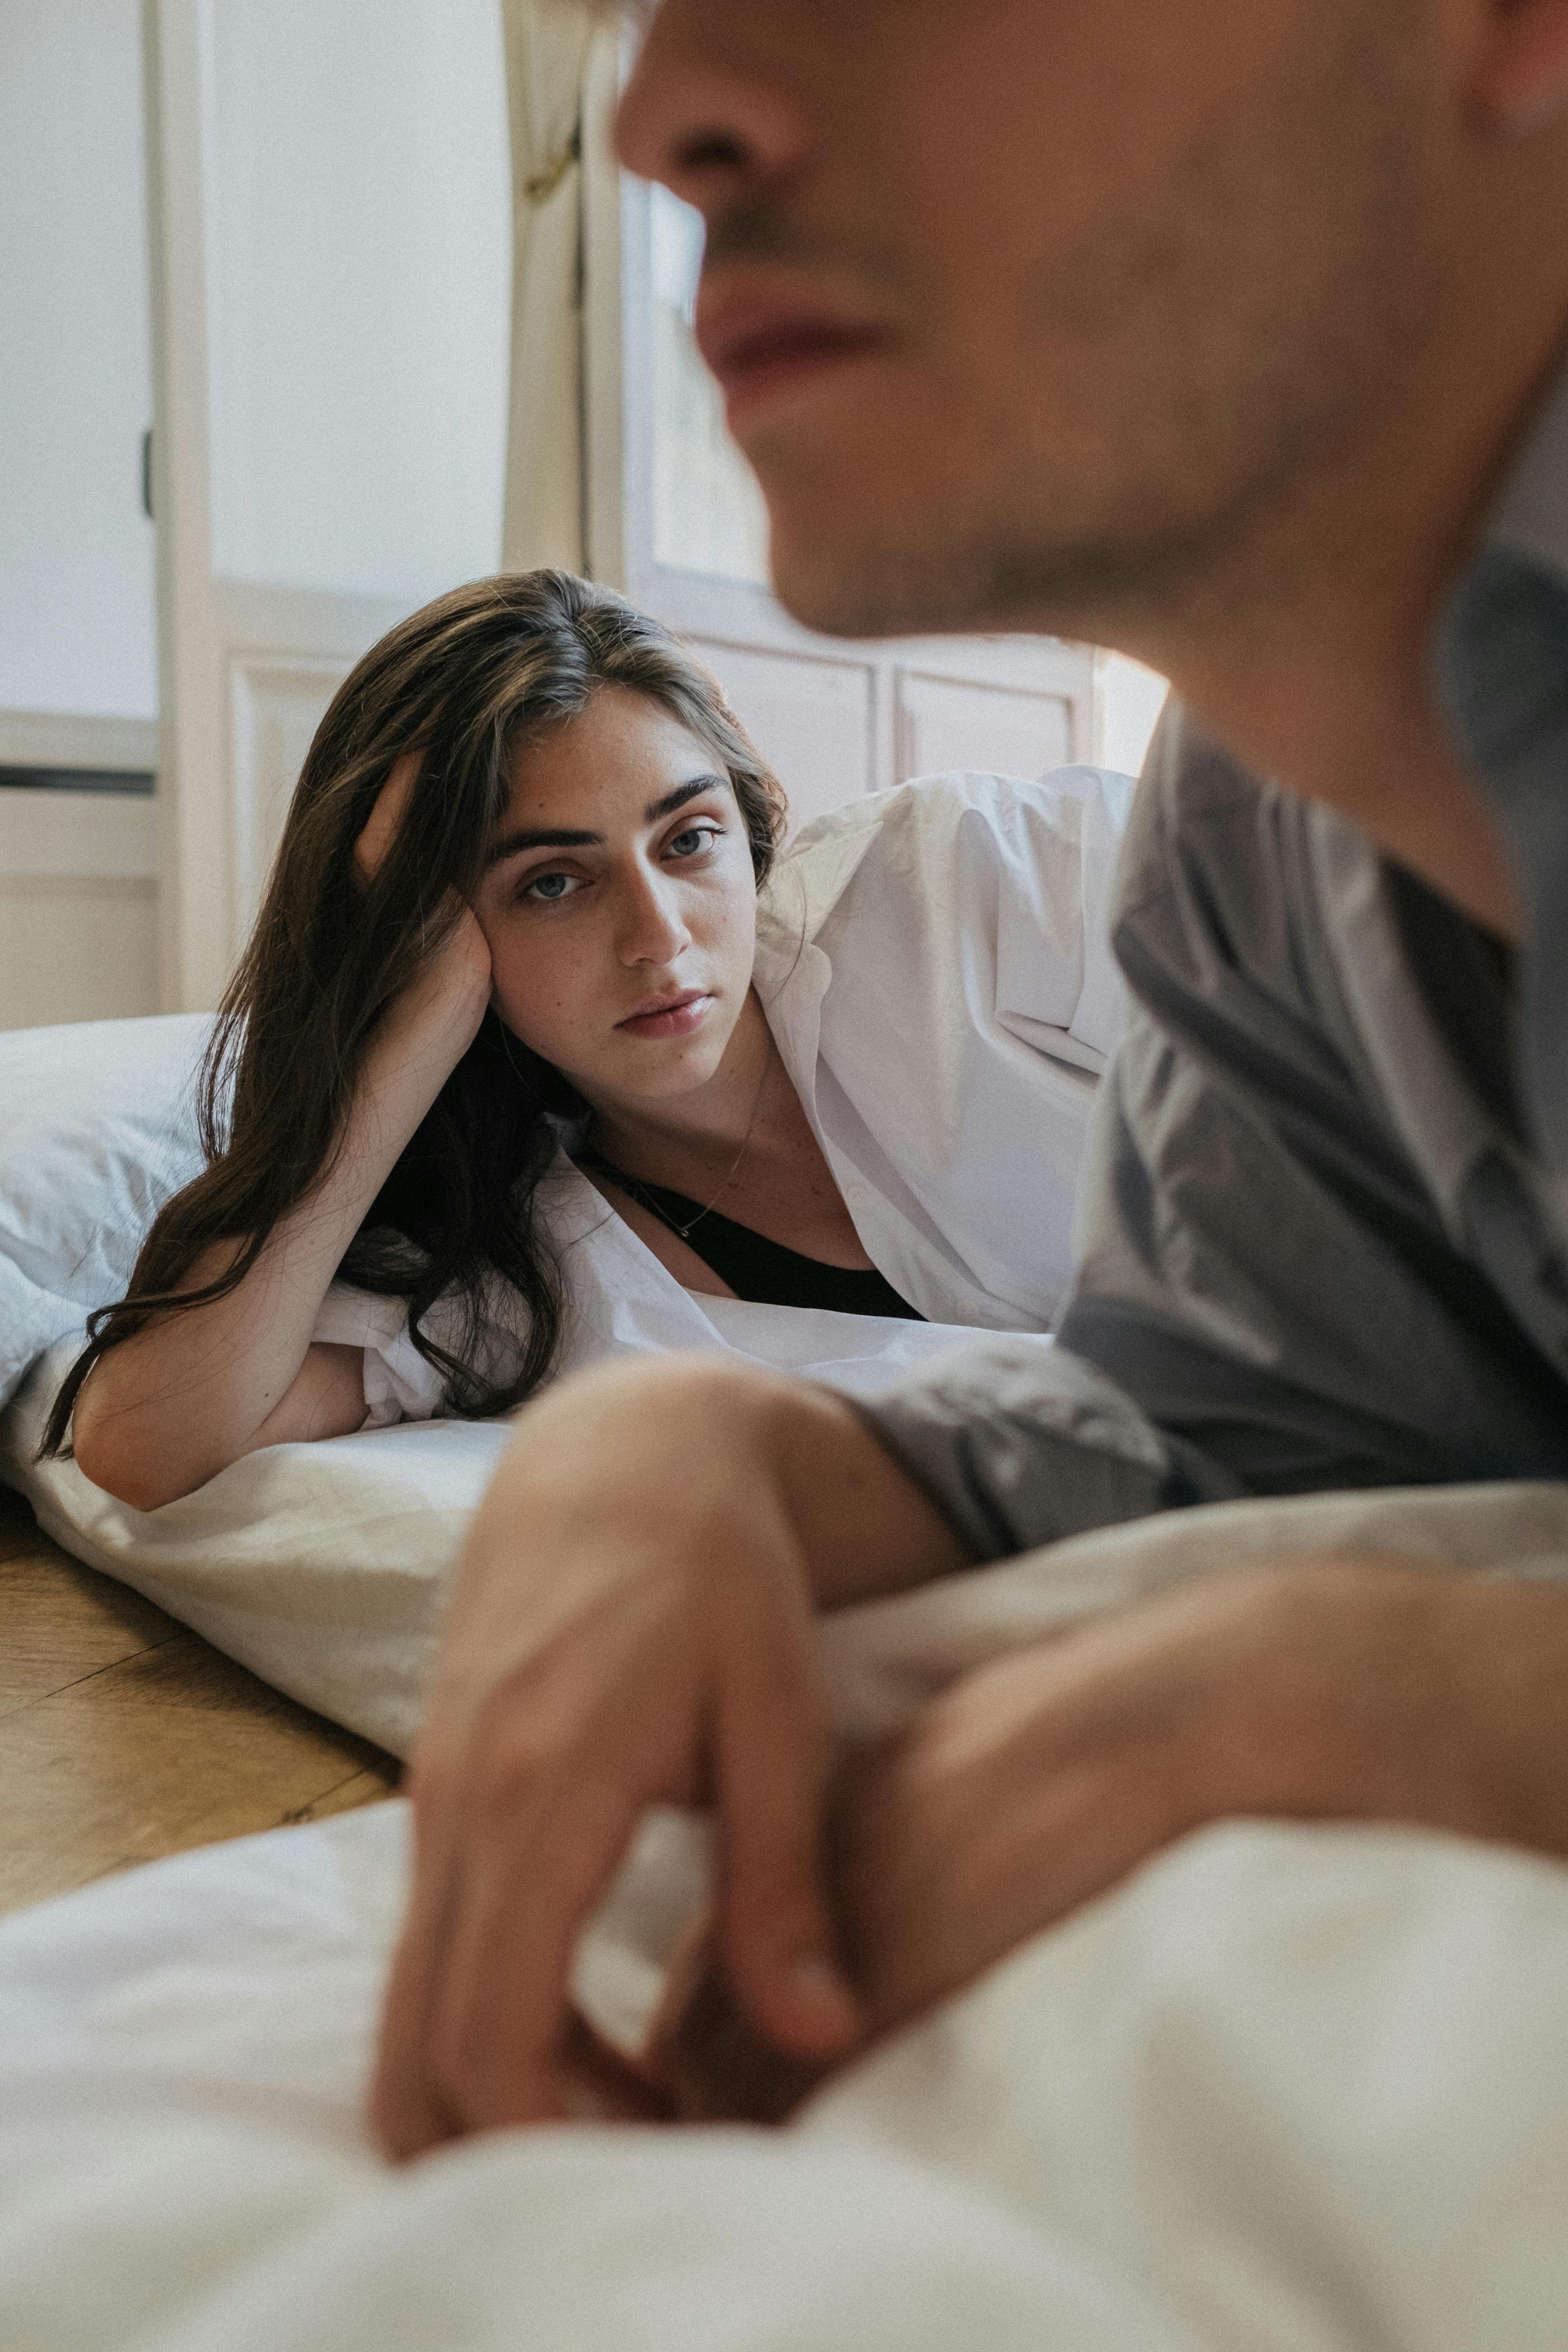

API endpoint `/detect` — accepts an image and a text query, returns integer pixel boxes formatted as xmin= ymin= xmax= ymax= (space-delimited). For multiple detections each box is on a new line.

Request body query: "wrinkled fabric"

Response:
xmin=7 ymin=1463 xmax=1568 ymax=2351
xmin=0 ymin=1014 xmax=210 ymax=1410
xmin=8 ymin=1806 xmax=1568 ymax=2352
xmin=1 ymin=1302 xmax=1028 ymax=1759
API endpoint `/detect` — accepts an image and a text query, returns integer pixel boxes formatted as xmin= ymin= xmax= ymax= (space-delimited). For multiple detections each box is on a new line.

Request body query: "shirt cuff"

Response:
xmin=853 ymin=1335 xmax=1184 ymax=1562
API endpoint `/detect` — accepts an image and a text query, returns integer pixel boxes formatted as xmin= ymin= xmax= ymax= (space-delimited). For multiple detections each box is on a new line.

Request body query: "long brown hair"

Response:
xmin=43 ymin=571 xmax=786 ymax=1455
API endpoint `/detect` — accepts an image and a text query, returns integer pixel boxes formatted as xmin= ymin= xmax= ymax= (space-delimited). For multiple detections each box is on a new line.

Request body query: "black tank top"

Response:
xmin=585 ymin=1160 xmax=925 ymax=1321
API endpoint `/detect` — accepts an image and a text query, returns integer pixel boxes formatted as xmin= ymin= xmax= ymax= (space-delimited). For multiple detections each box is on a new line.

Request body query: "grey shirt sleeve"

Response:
xmin=859 ymin=1332 xmax=1241 ymax=1564
xmin=858 ymin=704 xmax=1568 ymax=1562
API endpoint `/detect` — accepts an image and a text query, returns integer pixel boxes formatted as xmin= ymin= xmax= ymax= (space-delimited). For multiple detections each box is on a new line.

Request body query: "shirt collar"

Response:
xmin=1434 ymin=350 xmax=1568 ymax=1171
xmin=1484 ymin=358 xmax=1568 ymax=584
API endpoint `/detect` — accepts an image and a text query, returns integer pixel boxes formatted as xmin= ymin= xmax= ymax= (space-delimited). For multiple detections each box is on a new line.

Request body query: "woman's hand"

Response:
xmin=72 ymin=749 xmax=493 ymax=1512
xmin=370 ymin=1353 xmax=964 ymax=2159
xmin=354 ymin=751 xmax=493 ymax=1063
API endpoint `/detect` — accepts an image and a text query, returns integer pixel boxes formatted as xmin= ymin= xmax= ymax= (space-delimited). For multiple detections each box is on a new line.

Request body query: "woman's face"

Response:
xmin=472 ymin=685 xmax=762 ymax=1111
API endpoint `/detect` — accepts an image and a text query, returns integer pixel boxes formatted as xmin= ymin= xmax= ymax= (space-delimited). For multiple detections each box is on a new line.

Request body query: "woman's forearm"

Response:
xmin=72 ymin=998 xmax=475 ymax=1508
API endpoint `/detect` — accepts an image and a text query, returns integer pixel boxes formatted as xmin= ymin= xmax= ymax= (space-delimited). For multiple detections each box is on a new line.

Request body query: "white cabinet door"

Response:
xmin=143 ymin=0 xmax=512 ymax=1011
xmin=583 ymin=133 xmax=1097 ymax=835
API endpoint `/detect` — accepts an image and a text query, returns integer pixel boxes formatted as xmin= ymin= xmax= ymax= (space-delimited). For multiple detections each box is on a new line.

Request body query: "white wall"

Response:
xmin=0 ymin=1 xmax=160 ymax=1031
xmin=0 ymin=0 xmax=157 ymax=719
xmin=0 ymin=791 xmax=158 ymax=1033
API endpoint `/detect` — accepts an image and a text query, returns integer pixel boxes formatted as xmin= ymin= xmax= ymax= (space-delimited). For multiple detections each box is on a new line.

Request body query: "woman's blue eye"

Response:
xmin=524 ymin=871 xmax=575 ymax=902
xmin=669 ymin=824 xmax=718 ymax=858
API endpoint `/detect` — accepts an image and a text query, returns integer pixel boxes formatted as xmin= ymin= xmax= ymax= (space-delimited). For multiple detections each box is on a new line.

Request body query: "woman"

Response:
xmin=52 ymin=572 xmax=1128 ymax=1511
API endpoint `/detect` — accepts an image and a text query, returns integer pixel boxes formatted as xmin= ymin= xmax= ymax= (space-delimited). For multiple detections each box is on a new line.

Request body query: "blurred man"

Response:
xmin=376 ymin=0 xmax=1568 ymax=2154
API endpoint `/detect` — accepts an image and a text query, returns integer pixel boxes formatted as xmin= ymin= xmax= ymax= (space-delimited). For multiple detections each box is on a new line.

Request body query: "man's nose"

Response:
xmin=614 ymin=4 xmax=810 ymax=214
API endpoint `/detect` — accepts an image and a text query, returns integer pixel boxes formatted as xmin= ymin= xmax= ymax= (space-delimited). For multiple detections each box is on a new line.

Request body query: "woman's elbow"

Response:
xmin=70 ymin=1386 xmax=198 ymax=1514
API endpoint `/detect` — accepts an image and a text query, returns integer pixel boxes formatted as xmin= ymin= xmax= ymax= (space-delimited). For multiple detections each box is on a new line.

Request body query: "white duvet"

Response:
xmin=4 ymin=1478 xmax=1568 ymax=2350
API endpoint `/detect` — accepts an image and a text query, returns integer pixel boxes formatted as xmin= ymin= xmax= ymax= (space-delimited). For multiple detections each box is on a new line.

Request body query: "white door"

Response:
xmin=581 ymin=78 xmax=1097 ymax=837
xmin=143 ymin=0 xmax=514 ymax=1012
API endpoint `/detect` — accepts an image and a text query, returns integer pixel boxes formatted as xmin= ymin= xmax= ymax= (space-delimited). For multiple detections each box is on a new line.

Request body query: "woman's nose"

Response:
xmin=614 ymin=4 xmax=810 ymax=215
xmin=616 ymin=871 xmax=691 ymax=967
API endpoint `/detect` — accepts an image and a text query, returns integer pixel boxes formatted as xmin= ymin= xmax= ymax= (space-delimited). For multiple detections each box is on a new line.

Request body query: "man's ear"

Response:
xmin=1471 ymin=0 xmax=1568 ymax=135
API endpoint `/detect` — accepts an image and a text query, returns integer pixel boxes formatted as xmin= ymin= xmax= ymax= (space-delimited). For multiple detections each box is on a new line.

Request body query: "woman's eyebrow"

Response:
xmin=483 ymin=826 xmax=601 ymax=870
xmin=483 ymin=776 xmax=727 ymax=870
xmin=645 ymin=774 xmax=727 ymax=823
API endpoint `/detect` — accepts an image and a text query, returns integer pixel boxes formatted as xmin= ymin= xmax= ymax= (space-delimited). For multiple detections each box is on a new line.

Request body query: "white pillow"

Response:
xmin=0 ymin=1013 xmax=213 ymax=1412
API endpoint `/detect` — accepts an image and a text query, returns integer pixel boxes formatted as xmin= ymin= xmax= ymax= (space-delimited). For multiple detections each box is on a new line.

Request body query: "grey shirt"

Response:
xmin=860 ymin=373 xmax=1568 ymax=1563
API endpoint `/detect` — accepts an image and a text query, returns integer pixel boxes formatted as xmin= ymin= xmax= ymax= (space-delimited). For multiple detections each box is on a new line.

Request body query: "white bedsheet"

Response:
xmin=4 ymin=1478 xmax=1568 ymax=2349
xmin=4 ymin=1803 xmax=1568 ymax=2350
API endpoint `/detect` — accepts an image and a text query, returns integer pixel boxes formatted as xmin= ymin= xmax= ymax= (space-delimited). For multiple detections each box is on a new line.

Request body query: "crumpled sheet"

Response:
xmin=4 ymin=1804 xmax=1568 ymax=2352
xmin=4 ymin=1475 xmax=1568 ymax=2350
xmin=0 ymin=1311 xmax=1047 ymax=1762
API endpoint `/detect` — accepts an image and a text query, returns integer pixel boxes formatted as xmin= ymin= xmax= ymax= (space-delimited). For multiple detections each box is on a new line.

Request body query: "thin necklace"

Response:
xmin=588 ymin=1033 xmax=776 ymax=1242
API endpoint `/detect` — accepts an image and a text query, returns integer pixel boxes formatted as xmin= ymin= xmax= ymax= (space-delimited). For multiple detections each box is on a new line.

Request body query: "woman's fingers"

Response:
xmin=351 ymin=747 xmax=493 ymax=1053
xmin=354 ymin=748 xmax=424 ymax=883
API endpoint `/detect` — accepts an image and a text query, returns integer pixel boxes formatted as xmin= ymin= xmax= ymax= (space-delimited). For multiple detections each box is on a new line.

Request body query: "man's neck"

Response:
xmin=1111 ymin=242 xmax=1568 ymax=941
xmin=1176 ymin=638 xmax=1523 ymax=940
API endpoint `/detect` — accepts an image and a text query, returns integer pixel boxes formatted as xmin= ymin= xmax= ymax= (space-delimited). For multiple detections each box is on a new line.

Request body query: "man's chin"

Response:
xmin=767 ymin=501 xmax=1246 ymax=647
xmin=766 ymin=517 xmax=1138 ymax=645
xmin=767 ymin=529 xmax=1027 ymax=644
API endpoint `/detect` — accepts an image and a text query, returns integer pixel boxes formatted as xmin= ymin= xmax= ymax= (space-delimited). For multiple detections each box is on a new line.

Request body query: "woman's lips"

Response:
xmin=695 ymin=299 xmax=890 ymax=429
xmin=617 ymin=991 xmax=713 ymax=1041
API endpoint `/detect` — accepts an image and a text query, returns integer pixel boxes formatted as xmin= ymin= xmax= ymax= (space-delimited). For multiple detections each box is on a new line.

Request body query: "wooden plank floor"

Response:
xmin=0 ymin=1485 xmax=400 ymax=1918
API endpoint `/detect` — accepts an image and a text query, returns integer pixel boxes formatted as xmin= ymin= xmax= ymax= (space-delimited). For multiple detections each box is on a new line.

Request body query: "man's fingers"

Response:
xmin=366 ymin=1382 xmax=857 ymax=2156
xmin=422 ymin=1770 xmax=649 ymax=2133
xmin=372 ymin=1763 xmax=583 ymax=2152
xmin=370 ymin=1786 xmax=468 ymax=2160
xmin=376 ymin=1616 xmax=711 ymax=2153
xmin=714 ymin=1635 xmax=862 ymax=2059
xmin=373 ymin=1931 xmax=465 ymax=2160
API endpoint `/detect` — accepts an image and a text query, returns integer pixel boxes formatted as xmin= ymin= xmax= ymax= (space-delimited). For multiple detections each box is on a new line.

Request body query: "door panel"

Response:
xmin=200 ymin=0 xmax=509 ymax=603
xmin=896 ymin=671 xmax=1073 ymax=787
xmin=228 ymin=653 xmax=356 ymax=930
xmin=686 ymin=639 xmax=875 ymax=835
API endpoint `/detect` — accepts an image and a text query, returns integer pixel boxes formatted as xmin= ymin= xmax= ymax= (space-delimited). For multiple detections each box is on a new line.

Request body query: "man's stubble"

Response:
xmin=759 ymin=2 xmax=1445 ymax=649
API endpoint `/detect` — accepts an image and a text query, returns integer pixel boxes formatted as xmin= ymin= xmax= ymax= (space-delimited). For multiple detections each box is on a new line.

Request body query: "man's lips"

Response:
xmin=695 ymin=297 xmax=890 ymax=424
xmin=617 ymin=990 xmax=712 ymax=1040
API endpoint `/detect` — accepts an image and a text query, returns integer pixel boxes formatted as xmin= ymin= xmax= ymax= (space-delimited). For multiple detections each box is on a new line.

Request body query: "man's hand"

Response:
xmin=830 ymin=1556 xmax=1568 ymax=2037
xmin=370 ymin=1353 xmax=963 ymax=2160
